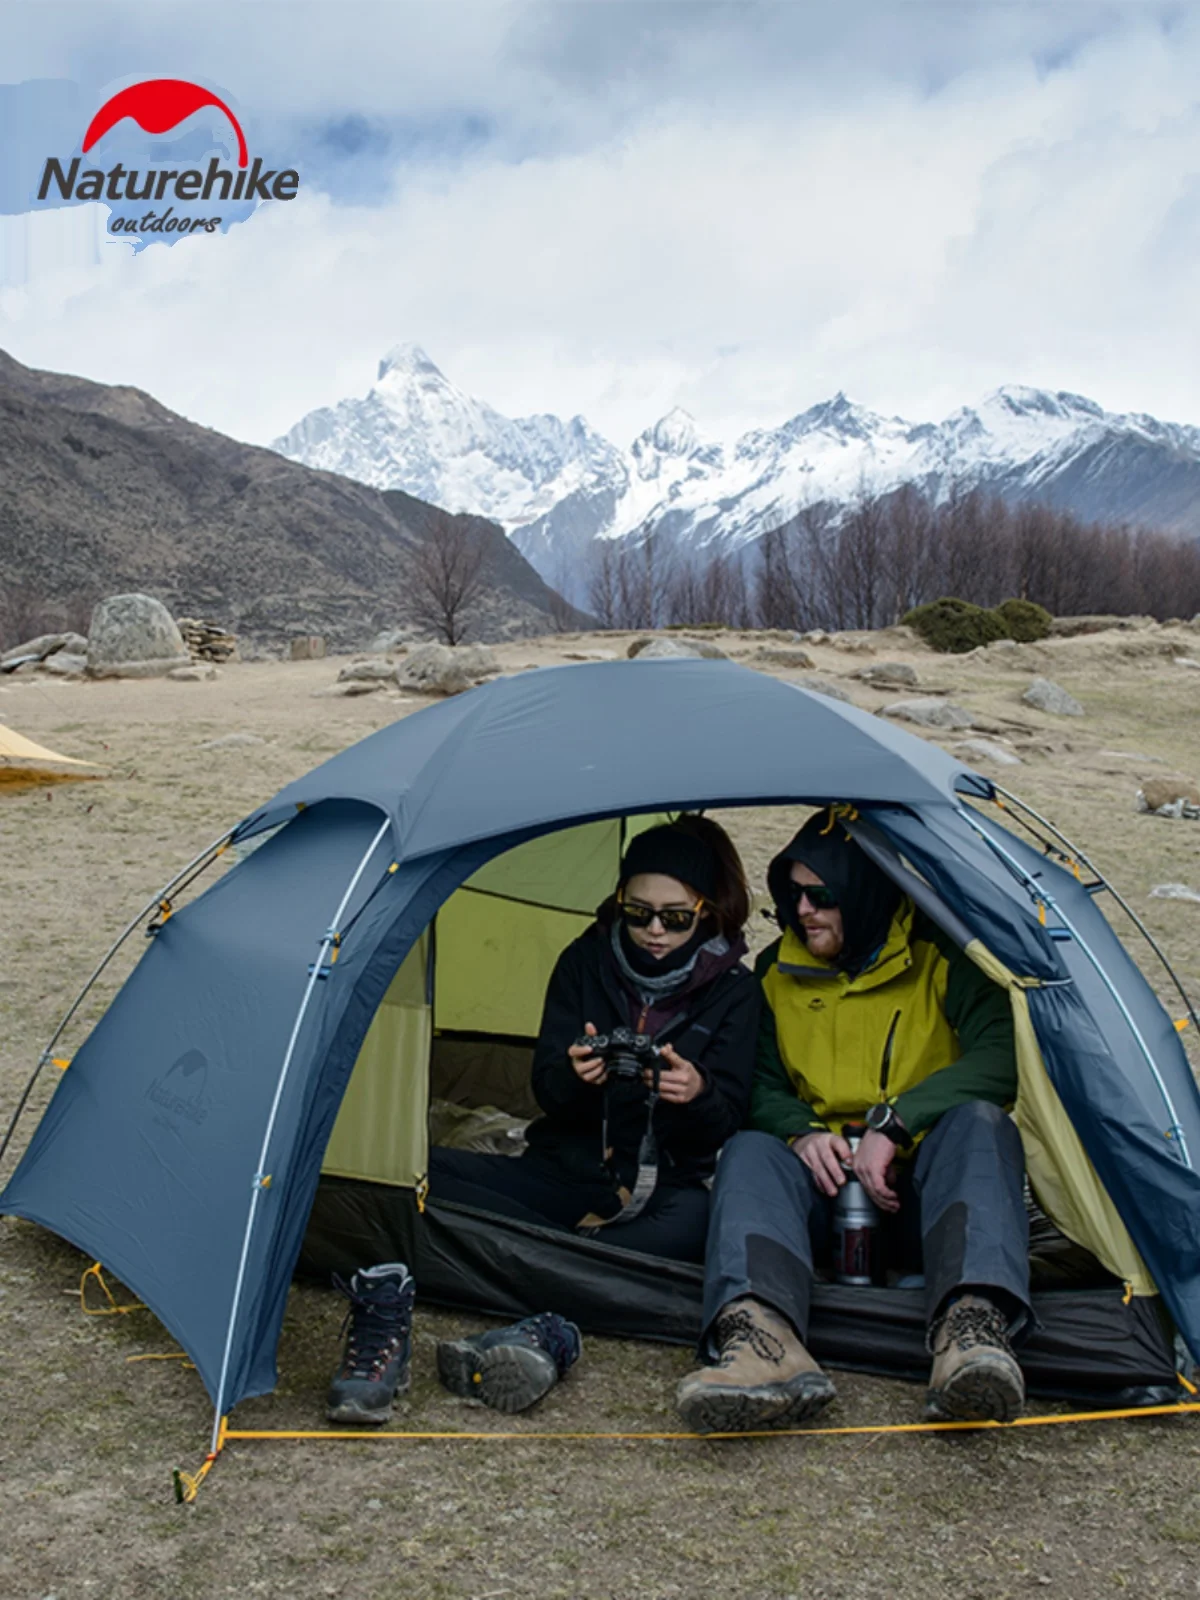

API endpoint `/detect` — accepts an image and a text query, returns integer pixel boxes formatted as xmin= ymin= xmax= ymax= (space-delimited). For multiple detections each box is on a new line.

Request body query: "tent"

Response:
xmin=2 ymin=659 xmax=1198 ymax=1443
xmin=0 ymin=722 xmax=102 ymax=788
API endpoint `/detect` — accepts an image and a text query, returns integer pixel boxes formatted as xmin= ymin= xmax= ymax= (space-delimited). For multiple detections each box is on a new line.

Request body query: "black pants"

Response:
xmin=701 ymin=1101 xmax=1033 ymax=1349
xmin=428 ymin=1146 xmax=711 ymax=1263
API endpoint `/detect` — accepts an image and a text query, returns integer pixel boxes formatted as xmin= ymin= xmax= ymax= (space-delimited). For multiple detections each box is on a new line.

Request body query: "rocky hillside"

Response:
xmin=0 ymin=350 xmax=582 ymax=649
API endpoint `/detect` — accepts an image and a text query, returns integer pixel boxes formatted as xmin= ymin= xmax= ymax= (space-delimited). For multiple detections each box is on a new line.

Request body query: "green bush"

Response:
xmin=992 ymin=597 xmax=1053 ymax=642
xmin=901 ymin=597 xmax=1009 ymax=654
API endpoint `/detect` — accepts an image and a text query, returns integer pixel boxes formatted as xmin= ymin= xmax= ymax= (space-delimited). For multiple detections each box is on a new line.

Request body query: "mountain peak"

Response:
xmin=646 ymin=407 xmax=700 ymax=457
xmin=377 ymin=343 xmax=443 ymax=383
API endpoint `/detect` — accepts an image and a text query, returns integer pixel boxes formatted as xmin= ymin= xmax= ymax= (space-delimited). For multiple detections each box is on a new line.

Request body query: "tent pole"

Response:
xmin=955 ymin=804 xmax=1194 ymax=1170
xmin=988 ymin=784 xmax=1200 ymax=1036
xmin=208 ymin=817 xmax=391 ymax=1453
xmin=0 ymin=828 xmax=235 ymax=1173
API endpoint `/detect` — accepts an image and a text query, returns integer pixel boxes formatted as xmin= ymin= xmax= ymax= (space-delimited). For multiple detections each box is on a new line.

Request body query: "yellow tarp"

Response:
xmin=0 ymin=723 xmax=103 ymax=788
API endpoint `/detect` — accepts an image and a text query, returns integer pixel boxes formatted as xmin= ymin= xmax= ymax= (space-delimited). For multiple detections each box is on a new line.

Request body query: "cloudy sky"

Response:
xmin=2 ymin=1 xmax=1199 ymax=449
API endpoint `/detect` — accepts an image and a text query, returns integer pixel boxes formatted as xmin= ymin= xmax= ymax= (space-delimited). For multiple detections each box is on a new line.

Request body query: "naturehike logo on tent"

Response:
xmin=147 ymin=1049 xmax=211 ymax=1126
xmin=35 ymin=77 xmax=298 ymax=240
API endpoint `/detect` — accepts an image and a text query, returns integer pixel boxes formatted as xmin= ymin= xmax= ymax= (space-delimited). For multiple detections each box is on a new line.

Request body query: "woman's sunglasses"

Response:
xmin=619 ymin=897 xmax=707 ymax=934
xmin=789 ymin=881 xmax=839 ymax=911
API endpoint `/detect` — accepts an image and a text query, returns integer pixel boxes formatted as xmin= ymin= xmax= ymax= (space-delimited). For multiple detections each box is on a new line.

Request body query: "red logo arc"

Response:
xmin=82 ymin=79 xmax=249 ymax=169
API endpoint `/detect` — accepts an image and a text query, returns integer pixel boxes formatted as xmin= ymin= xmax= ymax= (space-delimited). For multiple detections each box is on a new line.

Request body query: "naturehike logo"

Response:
xmin=36 ymin=77 xmax=298 ymax=240
xmin=146 ymin=1049 xmax=211 ymax=1126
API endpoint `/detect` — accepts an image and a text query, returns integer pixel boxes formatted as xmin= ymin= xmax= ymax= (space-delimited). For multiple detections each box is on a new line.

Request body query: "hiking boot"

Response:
xmin=437 ymin=1312 xmax=582 ymax=1414
xmin=326 ymin=1263 xmax=415 ymax=1425
xmin=675 ymin=1297 xmax=836 ymax=1434
xmin=925 ymin=1293 xmax=1025 ymax=1422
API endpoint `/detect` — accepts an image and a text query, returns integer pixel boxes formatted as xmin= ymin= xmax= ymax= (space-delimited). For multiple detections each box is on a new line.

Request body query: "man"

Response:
xmin=676 ymin=809 xmax=1031 ymax=1432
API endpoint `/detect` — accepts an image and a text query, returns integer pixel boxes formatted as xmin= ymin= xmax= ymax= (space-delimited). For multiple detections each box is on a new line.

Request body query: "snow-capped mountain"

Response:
xmin=272 ymin=352 xmax=1200 ymax=588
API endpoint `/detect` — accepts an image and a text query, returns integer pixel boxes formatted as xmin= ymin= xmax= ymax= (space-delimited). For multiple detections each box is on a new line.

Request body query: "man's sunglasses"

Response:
xmin=789 ymin=881 xmax=840 ymax=911
xmin=619 ymin=897 xmax=707 ymax=934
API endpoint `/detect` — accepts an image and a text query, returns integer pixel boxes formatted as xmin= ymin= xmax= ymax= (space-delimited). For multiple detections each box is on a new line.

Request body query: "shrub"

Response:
xmin=900 ymin=597 xmax=1008 ymax=654
xmin=992 ymin=598 xmax=1053 ymax=642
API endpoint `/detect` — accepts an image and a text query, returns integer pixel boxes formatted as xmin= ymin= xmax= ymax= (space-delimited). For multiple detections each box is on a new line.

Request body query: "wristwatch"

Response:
xmin=865 ymin=1102 xmax=913 ymax=1149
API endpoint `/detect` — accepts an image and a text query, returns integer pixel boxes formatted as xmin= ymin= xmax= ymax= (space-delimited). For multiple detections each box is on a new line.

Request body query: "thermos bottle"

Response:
xmin=832 ymin=1124 xmax=880 ymax=1286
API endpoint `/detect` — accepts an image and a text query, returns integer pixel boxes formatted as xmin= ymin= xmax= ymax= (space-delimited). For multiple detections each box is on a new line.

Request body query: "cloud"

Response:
xmin=1 ymin=1 xmax=1198 ymax=451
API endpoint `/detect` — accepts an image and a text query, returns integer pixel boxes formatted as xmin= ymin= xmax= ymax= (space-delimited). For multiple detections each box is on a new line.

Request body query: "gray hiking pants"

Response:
xmin=701 ymin=1101 xmax=1032 ymax=1351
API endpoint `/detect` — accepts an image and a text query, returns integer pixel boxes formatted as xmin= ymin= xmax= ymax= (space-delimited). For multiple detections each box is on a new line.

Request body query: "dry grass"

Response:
xmin=3 ymin=628 xmax=1200 ymax=1600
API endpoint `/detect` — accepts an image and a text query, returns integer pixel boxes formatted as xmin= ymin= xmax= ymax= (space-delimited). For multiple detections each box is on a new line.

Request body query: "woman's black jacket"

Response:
xmin=525 ymin=922 xmax=760 ymax=1190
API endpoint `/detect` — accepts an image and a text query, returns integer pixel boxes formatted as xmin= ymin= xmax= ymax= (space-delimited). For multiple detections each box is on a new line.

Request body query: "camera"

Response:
xmin=575 ymin=1026 xmax=660 ymax=1080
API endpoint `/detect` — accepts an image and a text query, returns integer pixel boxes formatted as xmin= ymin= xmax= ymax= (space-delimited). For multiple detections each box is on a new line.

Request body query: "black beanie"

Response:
xmin=619 ymin=824 xmax=718 ymax=901
xmin=767 ymin=810 xmax=901 ymax=975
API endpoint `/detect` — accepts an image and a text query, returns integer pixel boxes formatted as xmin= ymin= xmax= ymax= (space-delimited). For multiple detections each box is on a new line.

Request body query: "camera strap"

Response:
xmin=598 ymin=1067 xmax=662 ymax=1226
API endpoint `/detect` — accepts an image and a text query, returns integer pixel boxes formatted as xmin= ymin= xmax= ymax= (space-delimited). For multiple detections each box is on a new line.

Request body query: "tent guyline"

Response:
xmin=170 ymin=1400 xmax=1200 ymax=1504
xmin=0 ymin=827 xmax=236 ymax=1173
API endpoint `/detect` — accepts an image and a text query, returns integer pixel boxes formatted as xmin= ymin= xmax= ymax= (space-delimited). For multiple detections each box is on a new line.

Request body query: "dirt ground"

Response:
xmin=3 ymin=625 xmax=1200 ymax=1600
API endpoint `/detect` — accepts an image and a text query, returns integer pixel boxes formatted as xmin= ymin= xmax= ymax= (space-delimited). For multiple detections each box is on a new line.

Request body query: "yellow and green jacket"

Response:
xmin=750 ymin=900 xmax=1017 ymax=1143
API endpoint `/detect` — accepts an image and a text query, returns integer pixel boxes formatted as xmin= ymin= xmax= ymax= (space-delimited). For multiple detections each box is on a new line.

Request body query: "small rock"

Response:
xmin=626 ymin=635 xmax=727 ymax=660
xmin=290 ymin=635 xmax=327 ymax=661
xmin=168 ymin=664 xmax=218 ymax=682
xmin=753 ymin=647 xmax=815 ymax=669
xmin=200 ymin=733 xmax=265 ymax=749
xmin=953 ymin=738 xmax=1023 ymax=767
xmin=880 ymin=698 xmax=975 ymax=730
xmin=313 ymin=680 xmax=385 ymax=698
xmin=852 ymin=661 xmax=918 ymax=687
xmin=1100 ymin=749 xmax=1164 ymax=764
xmin=1137 ymin=780 xmax=1200 ymax=819
xmin=369 ymin=628 xmax=416 ymax=655
xmin=1149 ymin=883 xmax=1200 ymax=903
xmin=42 ymin=652 xmax=88 ymax=677
xmin=985 ymin=638 xmax=1020 ymax=654
xmin=829 ymin=634 xmax=875 ymax=654
xmin=1175 ymin=658 xmax=1200 ymax=670
xmin=366 ymin=1498 xmax=383 ymax=1511
xmin=799 ymin=629 xmax=831 ymax=646
xmin=799 ymin=677 xmax=853 ymax=704
xmin=1022 ymin=677 xmax=1085 ymax=717
xmin=87 ymin=594 xmax=191 ymax=678
xmin=337 ymin=659 xmax=398 ymax=683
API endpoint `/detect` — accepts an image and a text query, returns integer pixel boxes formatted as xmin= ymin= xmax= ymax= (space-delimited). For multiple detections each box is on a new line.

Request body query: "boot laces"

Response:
xmin=714 ymin=1306 xmax=787 ymax=1367
xmin=929 ymin=1299 xmax=1013 ymax=1359
xmin=517 ymin=1313 xmax=580 ymax=1375
xmin=333 ymin=1274 xmax=412 ymax=1380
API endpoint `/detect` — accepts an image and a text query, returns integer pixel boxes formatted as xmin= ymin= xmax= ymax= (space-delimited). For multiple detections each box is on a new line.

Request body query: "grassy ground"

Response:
xmin=3 ymin=627 xmax=1200 ymax=1600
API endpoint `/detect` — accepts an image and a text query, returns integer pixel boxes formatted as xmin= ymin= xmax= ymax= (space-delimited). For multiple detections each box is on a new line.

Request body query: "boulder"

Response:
xmin=1022 ymin=677 xmax=1085 ymax=717
xmin=627 ymin=635 xmax=727 ymax=660
xmin=1137 ymin=779 xmax=1200 ymax=819
xmin=753 ymin=647 xmax=815 ymax=669
xmin=880 ymin=698 xmax=975 ymax=730
xmin=86 ymin=595 xmax=190 ymax=679
xmin=953 ymin=738 xmax=1023 ymax=767
xmin=1049 ymin=614 xmax=1155 ymax=636
xmin=395 ymin=642 xmax=499 ymax=696
xmin=852 ymin=662 xmax=918 ymax=687
xmin=830 ymin=634 xmax=875 ymax=654
xmin=42 ymin=652 xmax=89 ymax=678
xmin=800 ymin=630 xmax=831 ymax=646
xmin=168 ymin=664 xmax=218 ymax=682
xmin=1149 ymin=883 xmax=1200 ymax=903
xmin=337 ymin=659 xmax=399 ymax=683
xmin=290 ymin=635 xmax=327 ymax=661
xmin=1 ymin=631 xmax=80 ymax=665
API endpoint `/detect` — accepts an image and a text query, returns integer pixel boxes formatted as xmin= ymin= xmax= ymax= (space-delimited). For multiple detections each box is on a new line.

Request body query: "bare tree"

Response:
xmin=407 ymin=511 xmax=489 ymax=645
xmin=586 ymin=541 xmax=621 ymax=629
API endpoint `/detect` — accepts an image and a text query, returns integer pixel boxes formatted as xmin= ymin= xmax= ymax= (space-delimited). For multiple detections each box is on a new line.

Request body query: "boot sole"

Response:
xmin=437 ymin=1339 xmax=559 ymax=1414
xmin=677 ymin=1372 xmax=837 ymax=1435
xmin=925 ymin=1357 xmax=1025 ymax=1424
xmin=326 ymin=1371 xmax=411 ymax=1426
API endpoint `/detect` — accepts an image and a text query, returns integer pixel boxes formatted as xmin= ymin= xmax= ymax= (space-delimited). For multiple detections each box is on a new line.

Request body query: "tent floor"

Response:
xmin=300 ymin=1177 xmax=1181 ymax=1406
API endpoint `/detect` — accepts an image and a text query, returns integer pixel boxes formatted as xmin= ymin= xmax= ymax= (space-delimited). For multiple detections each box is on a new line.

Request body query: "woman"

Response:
xmin=428 ymin=815 xmax=760 ymax=1263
